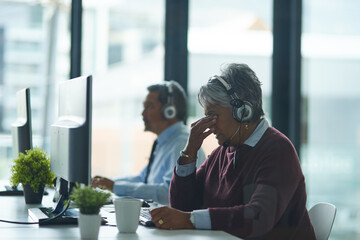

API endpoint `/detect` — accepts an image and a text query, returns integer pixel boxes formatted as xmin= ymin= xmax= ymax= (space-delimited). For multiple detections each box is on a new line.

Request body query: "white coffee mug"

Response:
xmin=114 ymin=197 xmax=142 ymax=233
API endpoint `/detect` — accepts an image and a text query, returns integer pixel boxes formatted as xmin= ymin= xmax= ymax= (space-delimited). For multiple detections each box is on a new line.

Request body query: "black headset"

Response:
xmin=162 ymin=82 xmax=177 ymax=120
xmin=210 ymin=75 xmax=253 ymax=123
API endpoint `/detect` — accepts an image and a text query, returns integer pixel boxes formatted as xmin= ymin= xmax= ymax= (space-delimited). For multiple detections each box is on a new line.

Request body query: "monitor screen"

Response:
xmin=11 ymin=88 xmax=32 ymax=156
xmin=50 ymin=75 xmax=92 ymax=192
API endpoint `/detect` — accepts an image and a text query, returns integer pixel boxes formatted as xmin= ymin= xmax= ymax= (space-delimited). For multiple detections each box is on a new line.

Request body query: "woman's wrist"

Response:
xmin=182 ymin=212 xmax=195 ymax=229
xmin=180 ymin=150 xmax=197 ymax=160
xmin=179 ymin=150 xmax=197 ymax=165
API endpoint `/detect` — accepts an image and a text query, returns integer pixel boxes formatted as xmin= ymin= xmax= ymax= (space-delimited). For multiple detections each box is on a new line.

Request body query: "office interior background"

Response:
xmin=0 ymin=0 xmax=359 ymax=239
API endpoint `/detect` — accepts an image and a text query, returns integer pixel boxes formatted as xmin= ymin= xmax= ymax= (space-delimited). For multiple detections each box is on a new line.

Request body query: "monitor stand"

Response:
xmin=28 ymin=194 xmax=107 ymax=225
xmin=29 ymin=194 xmax=77 ymax=225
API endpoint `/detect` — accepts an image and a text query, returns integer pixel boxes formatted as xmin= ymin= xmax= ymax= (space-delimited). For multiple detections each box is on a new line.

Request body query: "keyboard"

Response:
xmin=139 ymin=208 xmax=155 ymax=226
xmin=0 ymin=186 xmax=24 ymax=196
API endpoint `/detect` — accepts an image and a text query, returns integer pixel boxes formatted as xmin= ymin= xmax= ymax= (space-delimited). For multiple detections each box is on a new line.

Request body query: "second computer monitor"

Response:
xmin=11 ymin=88 xmax=33 ymax=156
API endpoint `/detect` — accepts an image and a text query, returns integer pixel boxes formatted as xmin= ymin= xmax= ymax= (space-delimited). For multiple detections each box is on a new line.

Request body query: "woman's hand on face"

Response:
xmin=183 ymin=116 xmax=217 ymax=157
xmin=150 ymin=206 xmax=194 ymax=230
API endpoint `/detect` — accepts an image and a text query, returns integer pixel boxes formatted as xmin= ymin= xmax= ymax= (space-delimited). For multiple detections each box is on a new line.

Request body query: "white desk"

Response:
xmin=0 ymin=190 xmax=240 ymax=239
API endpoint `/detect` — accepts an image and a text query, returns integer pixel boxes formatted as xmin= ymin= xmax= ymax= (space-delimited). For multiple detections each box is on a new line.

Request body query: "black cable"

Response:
xmin=0 ymin=219 xmax=38 ymax=225
xmin=0 ymin=200 xmax=71 ymax=225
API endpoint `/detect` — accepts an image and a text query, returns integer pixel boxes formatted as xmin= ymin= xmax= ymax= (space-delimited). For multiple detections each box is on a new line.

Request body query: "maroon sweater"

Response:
xmin=170 ymin=127 xmax=316 ymax=240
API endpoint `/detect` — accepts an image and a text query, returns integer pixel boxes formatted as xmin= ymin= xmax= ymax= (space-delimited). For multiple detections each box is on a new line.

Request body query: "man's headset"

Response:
xmin=210 ymin=75 xmax=253 ymax=123
xmin=162 ymin=82 xmax=177 ymax=120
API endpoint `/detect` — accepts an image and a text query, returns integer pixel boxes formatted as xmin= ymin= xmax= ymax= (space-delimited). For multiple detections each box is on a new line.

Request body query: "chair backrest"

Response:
xmin=309 ymin=202 xmax=337 ymax=240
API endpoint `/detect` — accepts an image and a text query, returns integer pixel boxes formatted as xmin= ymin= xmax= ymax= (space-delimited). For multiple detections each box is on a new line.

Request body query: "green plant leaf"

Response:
xmin=69 ymin=183 xmax=112 ymax=215
xmin=9 ymin=148 xmax=56 ymax=193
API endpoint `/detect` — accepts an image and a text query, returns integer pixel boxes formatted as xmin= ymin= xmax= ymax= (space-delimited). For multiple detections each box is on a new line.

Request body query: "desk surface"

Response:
xmin=0 ymin=189 xmax=240 ymax=239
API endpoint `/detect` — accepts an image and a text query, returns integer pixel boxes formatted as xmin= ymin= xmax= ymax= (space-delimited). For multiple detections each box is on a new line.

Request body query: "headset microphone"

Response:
xmin=222 ymin=140 xmax=230 ymax=148
xmin=222 ymin=125 xmax=241 ymax=147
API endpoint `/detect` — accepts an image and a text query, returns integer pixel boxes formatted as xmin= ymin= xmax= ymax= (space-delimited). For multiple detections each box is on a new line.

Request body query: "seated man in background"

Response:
xmin=92 ymin=81 xmax=206 ymax=205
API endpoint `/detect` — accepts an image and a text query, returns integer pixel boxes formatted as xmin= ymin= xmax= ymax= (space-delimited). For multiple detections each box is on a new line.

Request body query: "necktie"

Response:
xmin=144 ymin=140 xmax=158 ymax=183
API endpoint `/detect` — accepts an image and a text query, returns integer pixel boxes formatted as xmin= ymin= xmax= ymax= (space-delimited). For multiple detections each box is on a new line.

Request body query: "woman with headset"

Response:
xmin=149 ymin=63 xmax=316 ymax=240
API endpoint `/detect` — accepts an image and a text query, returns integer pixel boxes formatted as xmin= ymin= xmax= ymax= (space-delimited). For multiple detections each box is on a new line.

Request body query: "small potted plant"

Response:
xmin=69 ymin=184 xmax=111 ymax=239
xmin=10 ymin=148 xmax=56 ymax=204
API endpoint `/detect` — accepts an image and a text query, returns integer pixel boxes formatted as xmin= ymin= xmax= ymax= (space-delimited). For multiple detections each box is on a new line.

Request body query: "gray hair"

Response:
xmin=198 ymin=63 xmax=264 ymax=121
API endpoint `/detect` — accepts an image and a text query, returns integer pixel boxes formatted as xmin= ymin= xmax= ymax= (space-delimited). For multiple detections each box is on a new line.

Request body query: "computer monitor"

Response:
xmin=0 ymin=88 xmax=33 ymax=196
xmin=11 ymin=88 xmax=32 ymax=156
xmin=28 ymin=75 xmax=92 ymax=224
xmin=50 ymin=75 xmax=92 ymax=189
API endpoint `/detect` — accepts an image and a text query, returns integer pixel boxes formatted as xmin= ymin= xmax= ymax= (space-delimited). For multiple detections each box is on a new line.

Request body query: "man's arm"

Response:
xmin=113 ymin=166 xmax=147 ymax=183
xmin=91 ymin=166 xmax=147 ymax=190
xmin=113 ymin=180 xmax=170 ymax=205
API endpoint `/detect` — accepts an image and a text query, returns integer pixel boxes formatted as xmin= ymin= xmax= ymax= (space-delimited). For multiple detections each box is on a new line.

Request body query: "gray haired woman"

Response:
xmin=150 ymin=63 xmax=316 ymax=240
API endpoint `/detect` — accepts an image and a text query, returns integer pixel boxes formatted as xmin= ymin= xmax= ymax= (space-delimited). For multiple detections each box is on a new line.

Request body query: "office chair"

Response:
xmin=309 ymin=202 xmax=337 ymax=240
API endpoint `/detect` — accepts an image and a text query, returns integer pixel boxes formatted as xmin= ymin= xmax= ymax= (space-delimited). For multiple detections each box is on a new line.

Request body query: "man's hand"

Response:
xmin=91 ymin=175 xmax=115 ymax=191
xmin=150 ymin=206 xmax=194 ymax=230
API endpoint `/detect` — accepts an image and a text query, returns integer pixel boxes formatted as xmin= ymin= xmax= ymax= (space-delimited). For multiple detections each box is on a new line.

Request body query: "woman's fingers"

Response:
xmin=150 ymin=206 xmax=167 ymax=223
xmin=158 ymin=220 xmax=172 ymax=229
xmin=184 ymin=117 xmax=216 ymax=154
xmin=200 ymin=127 xmax=215 ymax=139
xmin=191 ymin=116 xmax=216 ymax=128
xmin=190 ymin=118 xmax=202 ymax=127
xmin=191 ymin=116 xmax=216 ymax=136
xmin=151 ymin=207 xmax=171 ymax=228
xmin=150 ymin=206 xmax=191 ymax=230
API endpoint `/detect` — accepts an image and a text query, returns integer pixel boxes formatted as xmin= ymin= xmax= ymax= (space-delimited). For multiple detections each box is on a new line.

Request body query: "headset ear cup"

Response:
xmin=242 ymin=103 xmax=253 ymax=122
xmin=162 ymin=104 xmax=177 ymax=119
xmin=233 ymin=102 xmax=253 ymax=122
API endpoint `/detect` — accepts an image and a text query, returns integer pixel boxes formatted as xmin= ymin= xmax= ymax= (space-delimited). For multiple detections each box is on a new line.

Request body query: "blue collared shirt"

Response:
xmin=113 ymin=121 xmax=206 ymax=205
xmin=176 ymin=118 xmax=269 ymax=229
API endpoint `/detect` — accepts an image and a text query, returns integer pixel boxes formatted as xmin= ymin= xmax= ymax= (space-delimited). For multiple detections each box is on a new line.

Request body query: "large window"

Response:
xmin=81 ymin=1 xmax=165 ymax=178
xmin=0 ymin=0 xmax=70 ymax=180
xmin=301 ymin=0 xmax=360 ymax=239
xmin=188 ymin=0 xmax=273 ymax=155
xmin=0 ymin=0 xmax=165 ymax=183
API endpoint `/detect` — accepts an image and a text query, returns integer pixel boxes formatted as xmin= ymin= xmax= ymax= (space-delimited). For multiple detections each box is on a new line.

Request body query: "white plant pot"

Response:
xmin=78 ymin=213 xmax=101 ymax=239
